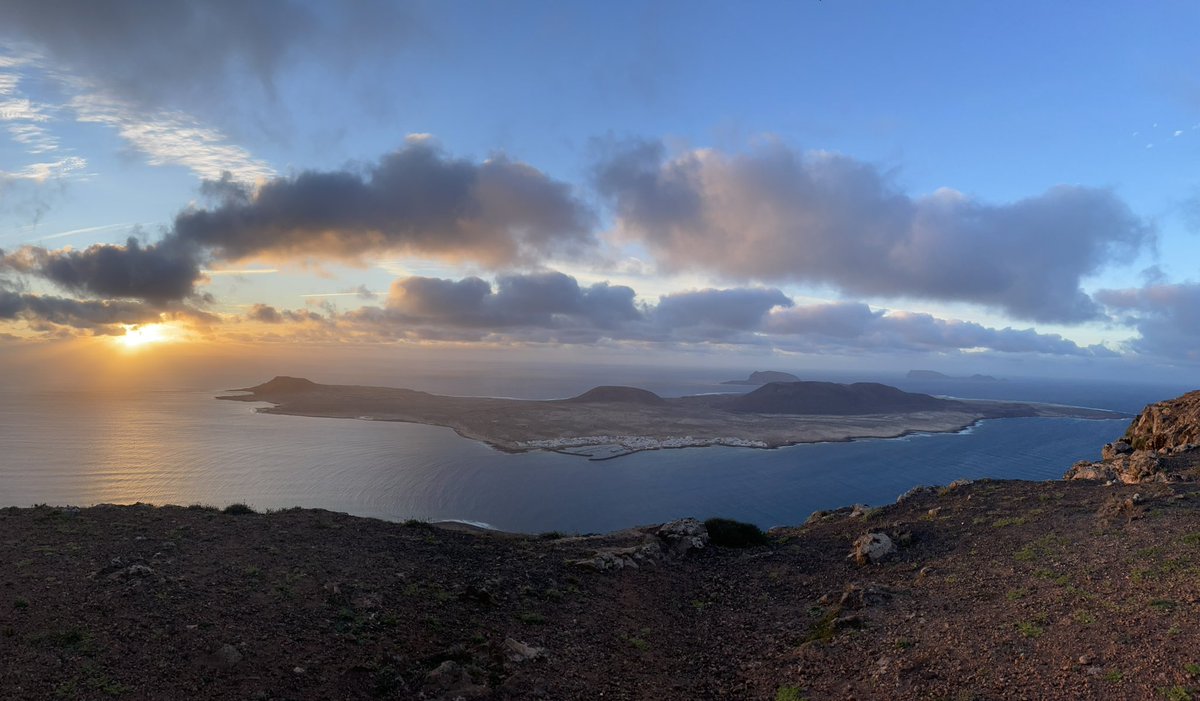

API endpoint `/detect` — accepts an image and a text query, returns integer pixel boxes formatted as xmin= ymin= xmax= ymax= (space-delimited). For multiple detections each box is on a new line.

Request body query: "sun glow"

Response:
xmin=117 ymin=323 xmax=174 ymax=349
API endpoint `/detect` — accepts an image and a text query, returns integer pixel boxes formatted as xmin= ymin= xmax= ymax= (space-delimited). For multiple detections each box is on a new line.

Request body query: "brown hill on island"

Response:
xmin=725 ymin=381 xmax=962 ymax=415
xmin=235 ymin=376 xmax=320 ymax=394
xmin=562 ymin=386 xmax=666 ymax=405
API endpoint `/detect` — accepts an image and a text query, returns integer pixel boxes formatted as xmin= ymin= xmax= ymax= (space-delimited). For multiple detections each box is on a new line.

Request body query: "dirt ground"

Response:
xmin=5 ymin=477 xmax=1200 ymax=700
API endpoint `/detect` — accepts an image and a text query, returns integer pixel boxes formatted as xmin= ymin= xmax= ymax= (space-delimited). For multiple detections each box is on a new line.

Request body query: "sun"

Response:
xmin=117 ymin=323 xmax=173 ymax=350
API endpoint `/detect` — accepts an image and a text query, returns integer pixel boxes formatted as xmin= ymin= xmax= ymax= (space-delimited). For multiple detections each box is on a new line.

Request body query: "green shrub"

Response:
xmin=776 ymin=686 xmax=805 ymax=701
xmin=222 ymin=503 xmax=255 ymax=515
xmin=704 ymin=517 xmax=768 ymax=547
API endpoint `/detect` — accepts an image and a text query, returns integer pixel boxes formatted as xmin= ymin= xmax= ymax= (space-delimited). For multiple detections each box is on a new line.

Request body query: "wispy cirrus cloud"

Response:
xmin=68 ymin=91 xmax=274 ymax=182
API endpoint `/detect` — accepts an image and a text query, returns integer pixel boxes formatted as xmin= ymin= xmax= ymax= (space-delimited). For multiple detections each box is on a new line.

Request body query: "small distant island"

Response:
xmin=721 ymin=370 xmax=802 ymax=385
xmin=219 ymin=377 xmax=1121 ymax=459
xmin=907 ymin=369 xmax=1002 ymax=382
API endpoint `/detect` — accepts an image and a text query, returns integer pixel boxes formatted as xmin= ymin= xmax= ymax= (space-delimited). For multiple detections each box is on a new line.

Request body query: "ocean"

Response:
xmin=0 ymin=367 xmax=1185 ymax=533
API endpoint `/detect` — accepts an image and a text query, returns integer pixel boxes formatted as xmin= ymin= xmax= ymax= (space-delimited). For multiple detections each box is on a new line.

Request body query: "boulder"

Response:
xmin=849 ymin=533 xmax=896 ymax=565
xmin=656 ymin=518 xmax=708 ymax=556
xmin=422 ymin=660 xmax=489 ymax=700
xmin=503 ymin=637 xmax=546 ymax=663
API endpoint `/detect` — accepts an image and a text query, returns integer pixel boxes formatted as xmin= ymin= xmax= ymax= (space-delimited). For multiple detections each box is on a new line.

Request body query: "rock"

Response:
xmin=1123 ymin=391 xmax=1200 ymax=452
xmin=422 ymin=660 xmax=489 ymax=699
xmin=946 ymin=479 xmax=974 ymax=491
xmin=571 ymin=540 xmax=663 ymax=571
xmin=896 ymin=486 xmax=935 ymax=504
xmin=804 ymin=510 xmax=830 ymax=525
xmin=207 ymin=644 xmax=242 ymax=668
xmin=1065 ymin=450 xmax=1168 ymax=484
xmin=656 ymin=518 xmax=708 ymax=556
xmin=1102 ymin=441 xmax=1133 ymax=461
xmin=503 ymin=637 xmax=546 ymax=663
xmin=838 ymin=583 xmax=894 ymax=610
xmin=849 ymin=504 xmax=870 ymax=519
xmin=849 ymin=533 xmax=896 ymax=565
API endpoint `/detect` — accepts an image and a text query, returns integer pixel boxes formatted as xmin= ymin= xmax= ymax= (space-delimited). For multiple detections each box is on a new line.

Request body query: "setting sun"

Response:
xmin=117 ymin=323 xmax=173 ymax=349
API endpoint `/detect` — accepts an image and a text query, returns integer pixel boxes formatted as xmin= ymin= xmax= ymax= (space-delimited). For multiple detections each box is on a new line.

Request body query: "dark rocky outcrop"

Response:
xmin=725 ymin=381 xmax=960 ymax=415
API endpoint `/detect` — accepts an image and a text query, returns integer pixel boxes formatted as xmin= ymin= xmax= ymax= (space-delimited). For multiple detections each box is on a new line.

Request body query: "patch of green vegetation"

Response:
xmin=894 ymin=638 xmax=914 ymax=650
xmin=13 ymin=598 xmax=28 ymax=609
xmin=538 ymin=531 xmax=565 ymax=540
xmin=804 ymin=608 xmax=840 ymax=644
xmin=1150 ymin=599 xmax=1178 ymax=612
xmin=626 ymin=636 xmax=649 ymax=651
xmin=518 ymin=612 xmax=546 ymax=625
xmin=775 ymin=686 xmax=806 ymax=701
xmin=992 ymin=516 xmax=1027 ymax=528
xmin=32 ymin=627 xmax=95 ymax=655
xmin=1034 ymin=568 xmax=1070 ymax=586
xmin=222 ymin=503 xmax=255 ymax=515
xmin=1186 ymin=663 xmax=1200 ymax=676
xmin=1104 ymin=669 xmax=1124 ymax=683
xmin=691 ymin=599 xmax=710 ymax=611
xmin=1016 ymin=621 xmax=1044 ymax=639
xmin=1163 ymin=686 xmax=1193 ymax=701
xmin=402 ymin=518 xmax=433 ymax=529
xmin=1072 ymin=610 xmax=1096 ymax=625
xmin=704 ymin=517 xmax=769 ymax=547
xmin=1005 ymin=589 xmax=1026 ymax=601
xmin=1014 ymin=534 xmax=1068 ymax=562
xmin=1181 ymin=532 xmax=1200 ymax=546
xmin=242 ymin=566 xmax=262 ymax=579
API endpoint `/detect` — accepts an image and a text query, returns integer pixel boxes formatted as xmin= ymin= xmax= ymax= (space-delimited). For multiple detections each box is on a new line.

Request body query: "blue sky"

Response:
xmin=1 ymin=1 xmax=1199 ymax=380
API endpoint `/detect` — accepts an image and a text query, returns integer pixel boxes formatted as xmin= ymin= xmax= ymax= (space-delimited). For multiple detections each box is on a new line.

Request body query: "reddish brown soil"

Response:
xmin=5 ymin=479 xmax=1200 ymax=700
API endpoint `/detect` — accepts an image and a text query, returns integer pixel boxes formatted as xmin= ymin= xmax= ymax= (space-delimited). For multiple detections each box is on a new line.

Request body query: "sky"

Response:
xmin=1 ymin=0 xmax=1199 ymax=386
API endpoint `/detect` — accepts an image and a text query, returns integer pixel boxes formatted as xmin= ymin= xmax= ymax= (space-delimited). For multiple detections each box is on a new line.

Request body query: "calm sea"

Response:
xmin=0 ymin=369 xmax=1185 ymax=533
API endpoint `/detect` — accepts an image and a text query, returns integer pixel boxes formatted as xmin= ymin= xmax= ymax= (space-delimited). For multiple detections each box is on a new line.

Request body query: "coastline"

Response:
xmin=220 ymin=377 xmax=1127 ymax=461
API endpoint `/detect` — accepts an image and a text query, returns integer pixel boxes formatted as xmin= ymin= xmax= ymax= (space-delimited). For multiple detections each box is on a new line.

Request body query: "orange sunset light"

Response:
xmin=116 ymin=323 xmax=178 ymax=350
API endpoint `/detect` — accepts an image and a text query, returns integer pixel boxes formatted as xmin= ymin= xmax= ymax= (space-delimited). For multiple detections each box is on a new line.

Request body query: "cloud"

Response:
xmin=0 ymin=288 xmax=160 ymax=331
xmin=594 ymin=138 xmax=1151 ymax=323
xmin=171 ymin=138 xmax=595 ymax=266
xmin=652 ymin=287 xmax=792 ymax=333
xmin=245 ymin=303 xmax=324 ymax=325
xmin=371 ymin=270 xmax=641 ymax=334
xmin=1096 ymin=283 xmax=1200 ymax=362
xmin=68 ymin=91 xmax=274 ymax=182
xmin=308 ymin=269 xmax=1103 ymax=356
xmin=764 ymin=302 xmax=1111 ymax=356
xmin=0 ymin=237 xmax=203 ymax=305
xmin=0 ymin=1 xmax=416 ymax=118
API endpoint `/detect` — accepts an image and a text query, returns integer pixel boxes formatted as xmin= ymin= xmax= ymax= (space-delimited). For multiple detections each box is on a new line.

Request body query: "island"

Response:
xmin=218 ymin=376 xmax=1122 ymax=459
xmin=906 ymin=369 xmax=1001 ymax=381
xmin=720 ymin=370 xmax=802 ymax=385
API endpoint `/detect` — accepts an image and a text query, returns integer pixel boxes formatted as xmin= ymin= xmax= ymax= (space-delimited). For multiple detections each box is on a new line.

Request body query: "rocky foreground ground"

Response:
xmin=4 ymin=391 xmax=1200 ymax=700
xmin=5 ymin=477 xmax=1200 ymax=700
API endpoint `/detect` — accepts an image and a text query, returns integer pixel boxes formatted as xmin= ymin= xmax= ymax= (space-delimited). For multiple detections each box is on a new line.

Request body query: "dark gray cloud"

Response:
xmin=764 ymin=302 xmax=1113 ymax=356
xmin=594 ymin=138 xmax=1151 ymax=324
xmin=652 ymin=287 xmax=792 ymax=333
xmin=377 ymin=271 xmax=641 ymax=333
xmin=0 ymin=288 xmax=159 ymax=331
xmin=246 ymin=303 xmax=324 ymax=325
xmin=1096 ymin=284 xmax=1200 ymax=362
xmin=0 ymin=0 xmax=417 ymax=118
xmin=0 ymin=238 xmax=202 ymax=305
xmin=321 ymin=269 xmax=1102 ymax=356
xmin=172 ymin=139 xmax=595 ymax=266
